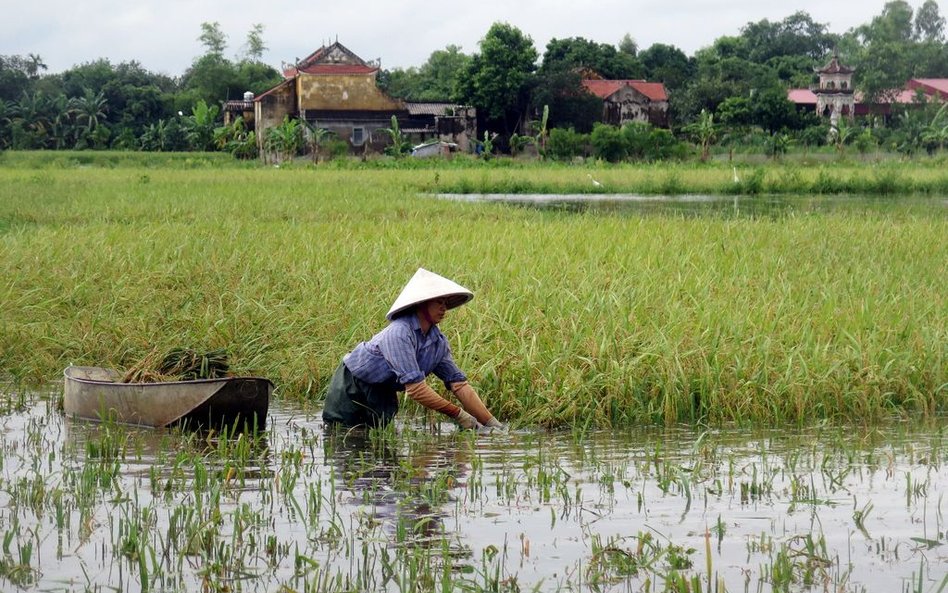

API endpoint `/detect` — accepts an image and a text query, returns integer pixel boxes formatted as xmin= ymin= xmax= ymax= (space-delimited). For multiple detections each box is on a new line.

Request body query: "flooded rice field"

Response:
xmin=1 ymin=390 xmax=946 ymax=592
xmin=437 ymin=193 xmax=948 ymax=218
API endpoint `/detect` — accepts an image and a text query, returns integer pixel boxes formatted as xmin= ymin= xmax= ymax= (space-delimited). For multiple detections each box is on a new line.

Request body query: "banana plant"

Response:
xmin=381 ymin=115 xmax=412 ymax=157
xmin=535 ymin=104 xmax=549 ymax=156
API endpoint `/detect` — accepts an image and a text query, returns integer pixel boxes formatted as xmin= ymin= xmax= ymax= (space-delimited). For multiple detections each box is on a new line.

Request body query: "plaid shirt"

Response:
xmin=343 ymin=314 xmax=467 ymax=388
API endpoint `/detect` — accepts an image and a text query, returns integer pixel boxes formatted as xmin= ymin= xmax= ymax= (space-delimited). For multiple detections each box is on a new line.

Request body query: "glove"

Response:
xmin=450 ymin=381 xmax=494 ymax=425
xmin=455 ymin=409 xmax=481 ymax=430
xmin=485 ymin=417 xmax=507 ymax=431
xmin=405 ymin=381 xmax=461 ymax=417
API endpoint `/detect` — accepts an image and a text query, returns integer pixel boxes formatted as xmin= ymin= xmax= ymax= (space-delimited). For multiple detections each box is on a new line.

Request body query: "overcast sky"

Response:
xmin=4 ymin=0 xmax=911 ymax=76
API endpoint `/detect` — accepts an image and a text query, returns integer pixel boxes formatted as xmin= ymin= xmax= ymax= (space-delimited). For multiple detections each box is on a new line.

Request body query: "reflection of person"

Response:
xmin=322 ymin=268 xmax=504 ymax=431
xmin=324 ymin=427 xmax=472 ymax=544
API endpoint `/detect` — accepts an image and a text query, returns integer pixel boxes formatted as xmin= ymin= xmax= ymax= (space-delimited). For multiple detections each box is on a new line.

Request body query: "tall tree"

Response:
xmin=244 ymin=23 xmax=267 ymax=61
xmin=199 ymin=21 xmax=228 ymax=57
xmin=618 ymin=34 xmax=638 ymax=56
xmin=529 ymin=68 xmax=602 ymax=133
xmin=418 ymin=45 xmax=470 ymax=100
xmin=0 ymin=55 xmax=36 ymax=101
xmin=740 ymin=11 xmax=837 ymax=63
xmin=915 ymin=0 xmax=946 ymax=41
xmin=456 ymin=22 xmax=538 ymax=136
xmin=540 ymin=37 xmax=643 ymax=79
xmin=638 ymin=43 xmax=694 ymax=91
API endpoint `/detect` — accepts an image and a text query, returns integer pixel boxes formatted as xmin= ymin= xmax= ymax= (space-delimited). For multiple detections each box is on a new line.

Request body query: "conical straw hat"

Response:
xmin=386 ymin=268 xmax=473 ymax=320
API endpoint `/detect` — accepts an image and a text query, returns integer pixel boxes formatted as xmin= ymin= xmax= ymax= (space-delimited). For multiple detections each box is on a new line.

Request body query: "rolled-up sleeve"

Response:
xmin=377 ymin=324 xmax=426 ymax=385
xmin=432 ymin=347 xmax=467 ymax=387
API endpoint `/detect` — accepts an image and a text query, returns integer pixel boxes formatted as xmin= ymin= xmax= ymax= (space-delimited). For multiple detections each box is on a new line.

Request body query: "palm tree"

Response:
xmin=71 ymin=89 xmax=108 ymax=137
xmin=25 ymin=53 xmax=47 ymax=79
xmin=0 ymin=100 xmax=14 ymax=149
xmin=11 ymin=92 xmax=51 ymax=147
xmin=46 ymin=94 xmax=75 ymax=149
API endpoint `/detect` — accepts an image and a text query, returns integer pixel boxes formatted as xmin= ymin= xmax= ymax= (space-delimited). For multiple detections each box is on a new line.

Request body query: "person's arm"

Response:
xmin=404 ymin=382 xmax=480 ymax=429
xmin=450 ymin=381 xmax=504 ymax=428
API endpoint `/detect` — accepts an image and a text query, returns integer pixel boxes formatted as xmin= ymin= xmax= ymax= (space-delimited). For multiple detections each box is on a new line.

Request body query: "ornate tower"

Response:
xmin=813 ymin=53 xmax=855 ymax=125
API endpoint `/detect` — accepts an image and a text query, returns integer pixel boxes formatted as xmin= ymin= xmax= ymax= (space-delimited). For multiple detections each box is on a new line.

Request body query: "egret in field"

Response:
xmin=732 ymin=166 xmax=740 ymax=183
xmin=587 ymin=173 xmax=603 ymax=188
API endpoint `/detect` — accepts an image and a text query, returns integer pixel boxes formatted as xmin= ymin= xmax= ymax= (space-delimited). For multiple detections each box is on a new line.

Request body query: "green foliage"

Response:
xmin=477 ymin=130 xmax=498 ymax=160
xmin=381 ymin=116 xmax=412 ymax=157
xmin=540 ymin=37 xmax=644 ymax=79
xmin=638 ymin=43 xmax=694 ymax=92
xmin=456 ymin=22 xmax=538 ymax=135
xmin=590 ymin=123 xmax=626 ymax=162
xmin=547 ymin=127 xmax=588 ymax=160
xmin=198 ymin=21 xmax=228 ymax=57
xmin=182 ymin=100 xmax=220 ymax=151
xmin=529 ymin=68 xmax=602 ymax=133
xmin=263 ymin=116 xmax=304 ymax=163
xmin=301 ymin=121 xmax=333 ymax=163
xmin=622 ymin=123 xmax=686 ymax=161
xmin=214 ymin=116 xmax=257 ymax=159
xmin=740 ymin=11 xmax=837 ymax=63
xmin=683 ymin=109 xmax=719 ymax=161
xmin=243 ymin=23 xmax=267 ymax=61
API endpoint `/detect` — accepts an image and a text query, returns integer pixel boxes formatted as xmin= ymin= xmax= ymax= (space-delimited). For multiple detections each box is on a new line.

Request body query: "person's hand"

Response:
xmin=484 ymin=417 xmax=508 ymax=432
xmin=455 ymin=409 xmax=481 ymax=430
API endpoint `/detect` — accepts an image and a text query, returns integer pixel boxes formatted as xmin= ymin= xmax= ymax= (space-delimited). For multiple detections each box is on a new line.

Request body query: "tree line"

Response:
xmin=1 ymin=1 xmax=947 ymax=158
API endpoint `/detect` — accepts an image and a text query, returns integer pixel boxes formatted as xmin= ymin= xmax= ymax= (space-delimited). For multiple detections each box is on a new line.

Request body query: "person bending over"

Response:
xmin=322 ymin=267 xmax=504 ymax=431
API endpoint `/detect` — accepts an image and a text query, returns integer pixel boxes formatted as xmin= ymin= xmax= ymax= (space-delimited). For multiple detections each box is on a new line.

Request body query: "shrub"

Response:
xmin=590 ymin=123 xmax=626 ymax=162
xmin=547 ymin=127 xmax=587 ymax=161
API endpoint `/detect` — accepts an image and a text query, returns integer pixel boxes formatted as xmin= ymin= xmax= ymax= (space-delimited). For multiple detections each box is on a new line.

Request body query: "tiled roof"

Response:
xmin=405 ymin=102 xmax=464 ymax=116
xmin=788 ymin=86 xmax=934 ymax=105
xmin=298 ymin=64 xmax=378 ymax=75
xmin=816 ymin=56 xmax=855 ymax=74
xmin=787 ymin=89 xmax=817 ymax=104
xmin=582 ymin=79 xmax=668 ymax=101
xmin=908 ymin=78 xmax=948 ymax=98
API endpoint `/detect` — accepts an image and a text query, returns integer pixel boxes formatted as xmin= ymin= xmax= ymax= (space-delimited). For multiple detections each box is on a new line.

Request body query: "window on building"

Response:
xmin=841 ymin=81 xmax=848 ymax=90
xmin=826 ymin=81 xmax=835 ymax=89
xmin=352 ymin=127 xmax=365 ymax=145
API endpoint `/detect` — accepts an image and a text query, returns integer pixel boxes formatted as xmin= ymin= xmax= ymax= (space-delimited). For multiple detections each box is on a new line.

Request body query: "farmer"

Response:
xmin=322 ymin=268 xmax=505 ymax=431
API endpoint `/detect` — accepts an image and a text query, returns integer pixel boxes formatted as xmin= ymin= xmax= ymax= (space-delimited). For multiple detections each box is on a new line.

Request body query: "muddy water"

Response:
xmin=1 ymin=392 xmax=945 ymax=592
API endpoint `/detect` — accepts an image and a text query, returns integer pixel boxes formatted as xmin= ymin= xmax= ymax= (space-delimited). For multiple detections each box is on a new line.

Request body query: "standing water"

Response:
xmin=0 ymin=389 xmax=945 ymax=592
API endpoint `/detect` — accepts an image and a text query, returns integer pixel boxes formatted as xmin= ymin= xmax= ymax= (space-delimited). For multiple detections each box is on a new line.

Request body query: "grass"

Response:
xmin=0 ymin=155 xmax=946 ymax=426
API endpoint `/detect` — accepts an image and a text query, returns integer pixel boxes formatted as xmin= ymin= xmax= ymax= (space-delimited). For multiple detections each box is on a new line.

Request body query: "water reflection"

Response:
xmin=323 ymin=426 xmax=473 ymax=549
xmin=1 ymin=391 xmax=946 ymax=592
xmin=438 ymin=192 xmax=948 ymax=218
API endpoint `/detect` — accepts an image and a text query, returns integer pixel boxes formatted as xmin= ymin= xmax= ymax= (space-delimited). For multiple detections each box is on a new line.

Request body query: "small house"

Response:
xmin=581 ymin=75 xmax=669 ymax=128
xmin=246 ymin=42 xmax=476 ymax=157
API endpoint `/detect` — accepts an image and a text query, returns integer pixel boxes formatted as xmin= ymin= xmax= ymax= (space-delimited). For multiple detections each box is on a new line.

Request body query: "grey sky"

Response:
xmin=4 ymin=0 xmax=914 ymax=76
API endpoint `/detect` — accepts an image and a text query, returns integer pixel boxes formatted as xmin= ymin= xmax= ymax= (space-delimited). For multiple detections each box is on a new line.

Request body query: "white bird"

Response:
xmin=732 ymin=166 xmax=740 ymax=183
xmin=587 ymin=173 xmax=603 ymax=187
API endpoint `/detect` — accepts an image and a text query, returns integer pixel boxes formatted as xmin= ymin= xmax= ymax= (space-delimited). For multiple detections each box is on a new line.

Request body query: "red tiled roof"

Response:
xmin=907 ymin=78 xmax=948 ymax=99
xmin=787 ymin=89 xmax=817 ymax=104
xmin=298 ymin=64 xmax=378 ymax=75
xmin=788 ymin=86 xmax=934 ymax=106
xmin=582 ymin=79 xmax=668 ymax=101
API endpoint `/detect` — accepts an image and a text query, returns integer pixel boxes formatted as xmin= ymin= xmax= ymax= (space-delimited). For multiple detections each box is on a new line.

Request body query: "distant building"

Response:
xmin=581 ymin=73 xmax=669 ymax=128
xmin=227 ymin=42 xmax=476 ymax=158
xmin=787 ymin=54 xmax=947 ymax=121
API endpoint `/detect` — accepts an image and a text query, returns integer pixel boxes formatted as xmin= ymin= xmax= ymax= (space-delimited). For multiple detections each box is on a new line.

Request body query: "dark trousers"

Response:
xmin=322 ymin=361 xmax=399 ymax=427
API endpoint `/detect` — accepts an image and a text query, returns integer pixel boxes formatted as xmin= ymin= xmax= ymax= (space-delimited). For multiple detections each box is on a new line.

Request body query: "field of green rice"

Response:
xmin=1 ymin=155 xmax=946 ymax=426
